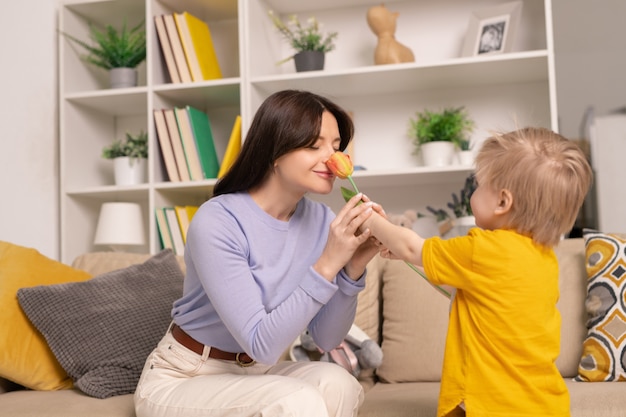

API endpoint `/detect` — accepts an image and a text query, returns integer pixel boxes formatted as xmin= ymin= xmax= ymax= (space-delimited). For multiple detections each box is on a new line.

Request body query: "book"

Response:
xmin=164 ymin=207 xmax=185 ymax=256
xmin=186 ymin=106 xmax=220 ymax=178
xmin=163 ymin=108 xmax=191 ymax=182
xmin=174 ymin=11 xmax=222 ymax=82
xmin=163 ymin=13 xmax=192 ymax=83
xmin=155 ymin=208 xmax=174 ymax=250
xmin=154 ymin=15 xmax=181 ymax=83
xmin=174 ymin=107 xmax=204 ymax=181
xmin=218 ymin=115 xmax=242 ymax=178
xmin=153 ymin=109 xmax=181 ymax=182
xmin=174 ymin=205 xmax=198 ymax=243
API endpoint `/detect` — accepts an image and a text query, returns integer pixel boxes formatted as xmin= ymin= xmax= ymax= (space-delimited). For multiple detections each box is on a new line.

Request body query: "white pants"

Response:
xmin=134 ymin=330 xmax=364 ymax=417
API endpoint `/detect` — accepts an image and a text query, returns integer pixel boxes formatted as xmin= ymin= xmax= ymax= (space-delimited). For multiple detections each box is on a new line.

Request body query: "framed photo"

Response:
xmin=461 ymin=1 xmax=523 ymax=57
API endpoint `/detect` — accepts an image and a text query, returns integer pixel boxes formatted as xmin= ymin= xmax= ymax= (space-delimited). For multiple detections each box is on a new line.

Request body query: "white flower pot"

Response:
xmin=445 ymin=215 xmax=476 ymax=238
xmin=113 ymin=157 xmax=146 ymax=185
xmin=420 ymin=141 xmax=456 ymax=167
xmin=458 ymin=150 xmax=475 ymax=166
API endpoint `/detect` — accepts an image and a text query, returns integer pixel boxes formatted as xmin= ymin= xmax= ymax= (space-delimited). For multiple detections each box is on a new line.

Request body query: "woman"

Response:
xmin=135 ymin=90 xmax=382 ymax=417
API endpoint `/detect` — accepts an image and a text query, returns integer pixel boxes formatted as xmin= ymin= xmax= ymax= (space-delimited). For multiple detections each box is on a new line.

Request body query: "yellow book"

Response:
xmin=185 ymin=205 xmax=199 ymax=221
xmin=218 ymin=115 xmax=242 ymax=178
xmin=175 ymin=205 xmax=199 ymax=243
xmin=174 ymin=11 xmax=222 ymax=82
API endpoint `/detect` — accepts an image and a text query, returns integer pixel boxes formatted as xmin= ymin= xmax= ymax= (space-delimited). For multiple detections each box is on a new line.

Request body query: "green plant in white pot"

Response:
xmin=102 ymin=131 xmax=148 ymax=186
xmin=62 ymin=20 xmax=146 ymax=88
xmin=409 ymin=107 xmax=474 ymax=167
xmin=268 ymin=10 xmax=338 ymax=72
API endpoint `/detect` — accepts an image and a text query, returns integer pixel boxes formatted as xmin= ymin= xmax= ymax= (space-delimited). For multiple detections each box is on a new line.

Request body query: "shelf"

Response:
xmin=251 ymin=51 xmax=549 ymax=98
xmin=66 ymin=184 xmax=150 ymax=199
xmin=65 ymin=90 xmax=148 ymax=115
xmin=351 ymin=166 xmax=474 ymax=188
xmin=153 ymin=80 xmax=241 ymax=109
xmin=59 ymin=0 xmax=556 ymax=262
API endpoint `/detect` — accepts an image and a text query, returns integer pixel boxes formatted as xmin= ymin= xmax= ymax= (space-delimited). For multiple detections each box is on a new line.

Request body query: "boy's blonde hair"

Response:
xmin=474 ymin=127 xmax=592 ymax=247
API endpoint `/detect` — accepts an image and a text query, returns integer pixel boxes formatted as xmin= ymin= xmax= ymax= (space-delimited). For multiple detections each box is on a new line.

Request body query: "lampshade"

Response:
xmin=94 ymin=202 xmax=146 ymax=250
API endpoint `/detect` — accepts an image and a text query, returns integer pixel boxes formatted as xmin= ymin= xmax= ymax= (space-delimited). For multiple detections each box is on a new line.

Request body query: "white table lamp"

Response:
xmin=94 ymin=202 xmax=146 ymax=251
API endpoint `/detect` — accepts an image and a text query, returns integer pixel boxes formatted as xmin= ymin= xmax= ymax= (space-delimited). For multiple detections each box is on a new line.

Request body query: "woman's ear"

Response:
xmin=495 ymin=189 xmax=513 ymax=215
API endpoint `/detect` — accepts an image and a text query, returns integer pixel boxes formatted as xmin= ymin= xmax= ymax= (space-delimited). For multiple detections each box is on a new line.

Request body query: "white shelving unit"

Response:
xmin=59 ymin=0 xmax=556 ymax=263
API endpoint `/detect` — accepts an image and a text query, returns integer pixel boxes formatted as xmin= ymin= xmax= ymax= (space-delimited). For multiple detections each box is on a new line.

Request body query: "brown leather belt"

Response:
xmin=171 ymin=323 xmax=256 ymax=367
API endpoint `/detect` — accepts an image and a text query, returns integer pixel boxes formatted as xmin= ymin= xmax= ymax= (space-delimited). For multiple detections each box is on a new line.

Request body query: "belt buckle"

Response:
xmin=236 ymin=352 xmax=256 ymax=367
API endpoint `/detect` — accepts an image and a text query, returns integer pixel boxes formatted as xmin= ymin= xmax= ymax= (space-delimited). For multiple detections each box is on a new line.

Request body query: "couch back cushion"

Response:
xmin=372 ymin=238 xmax=588 ymax=383
xmin=375 ymin=258 xmax=450 ymax=383
xmin=355 ymin=255 xmax=383 ymax=343
xmin=72 ymin=251 xmax=186 ymax=275
xmin=554 ymin=238 xmax=588 ymax=378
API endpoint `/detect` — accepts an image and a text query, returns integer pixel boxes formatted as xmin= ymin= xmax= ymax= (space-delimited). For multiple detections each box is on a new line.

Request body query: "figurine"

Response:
xmin=366 ymin=4 xmax=415 ymax=65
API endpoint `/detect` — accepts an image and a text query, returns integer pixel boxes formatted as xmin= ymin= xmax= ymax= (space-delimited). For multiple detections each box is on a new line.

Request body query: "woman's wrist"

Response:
xmin=343 ymin=262 xmax=366 ymax=281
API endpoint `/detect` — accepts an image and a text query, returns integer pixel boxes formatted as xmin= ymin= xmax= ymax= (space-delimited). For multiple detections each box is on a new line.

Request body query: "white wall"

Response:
xmin=0 ymin=0 xmax=622 ymax=261
xmin=0 ymin=2 xmax=58 ymax=259
xmin=552 ymin=0 xmax=626 ymax=139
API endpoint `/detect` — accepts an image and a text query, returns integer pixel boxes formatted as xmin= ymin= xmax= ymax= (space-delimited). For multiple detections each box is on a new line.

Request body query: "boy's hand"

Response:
xmin=379 ymin=247 xmax=401 ymax=260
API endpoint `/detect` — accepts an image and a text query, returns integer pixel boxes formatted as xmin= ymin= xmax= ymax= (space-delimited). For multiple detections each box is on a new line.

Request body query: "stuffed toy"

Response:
xmin=387 ymin=209 xmax=417 ymax=229
xmin=290 ymin=324 xmax=383 ymax=378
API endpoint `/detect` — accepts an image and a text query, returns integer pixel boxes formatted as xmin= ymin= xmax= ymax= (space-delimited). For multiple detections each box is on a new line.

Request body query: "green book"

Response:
xmin=186 ymin=106 xmax=220 ymax=179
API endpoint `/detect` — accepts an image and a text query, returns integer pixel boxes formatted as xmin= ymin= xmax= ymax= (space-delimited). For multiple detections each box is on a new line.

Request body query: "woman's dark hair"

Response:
xmin=213 ymin=90 xmax=354 ymax=197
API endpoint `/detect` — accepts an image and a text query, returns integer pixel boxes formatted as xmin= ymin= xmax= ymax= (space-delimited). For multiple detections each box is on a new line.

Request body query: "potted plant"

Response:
xmin=62 ymin=20 xmax=146 ymax=88
xmin=268 ymin=10 xmax=338 ymax=72
xmin=408 ymin=106 xmax=474 ymax=167
xmin=102 ymin=131 xmax=148 ymax=185
xmin=457 ymin=138 xmax=475 ymax=166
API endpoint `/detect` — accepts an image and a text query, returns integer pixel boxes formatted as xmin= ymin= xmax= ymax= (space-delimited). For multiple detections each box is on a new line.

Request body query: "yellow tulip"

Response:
xmin=327 ymin=151 xmax=450 ymax=298
xmin=325 ymin=152 xmax=354 ymax=179
xmin=326 ymin=152 xmax=360 ymax=194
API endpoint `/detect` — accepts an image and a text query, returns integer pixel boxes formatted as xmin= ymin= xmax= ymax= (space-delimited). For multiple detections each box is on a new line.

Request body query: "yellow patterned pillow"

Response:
xmin=576 ymin=230 xmax=626 ymax=382
xmin=0 ymin=241 xmax=92 ymax=390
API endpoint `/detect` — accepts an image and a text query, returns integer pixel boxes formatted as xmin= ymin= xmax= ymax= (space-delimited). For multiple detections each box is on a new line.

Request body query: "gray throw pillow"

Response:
xmin=17 ymin=249 xmax=183 ymax=398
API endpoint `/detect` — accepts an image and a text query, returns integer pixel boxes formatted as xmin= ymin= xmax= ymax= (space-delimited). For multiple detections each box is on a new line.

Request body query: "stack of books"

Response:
xmin=154 ymin=108 xmax=240 ymax=182
xmin=155 ymin=205 xmax=199 ymax=256
xmin=154 ymin=11 xmax=222 ymax=84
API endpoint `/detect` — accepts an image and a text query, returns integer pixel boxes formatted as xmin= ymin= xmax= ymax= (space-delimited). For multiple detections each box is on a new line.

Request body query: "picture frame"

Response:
xmin=461 ymin=1 xmax=523 ymax=57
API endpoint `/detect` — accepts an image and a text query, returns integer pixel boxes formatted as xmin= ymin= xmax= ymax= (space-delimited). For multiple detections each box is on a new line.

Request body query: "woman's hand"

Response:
xmin=314 ymin=193 xmax=377 ymax=281
xmin=343 ymin=194 xmax=386 ymax=279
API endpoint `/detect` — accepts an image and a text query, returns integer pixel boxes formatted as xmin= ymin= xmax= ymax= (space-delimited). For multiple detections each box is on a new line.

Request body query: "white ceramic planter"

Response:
xmin=420 ymin=141 xmax=456 ymax=167
xmin=113 ymin=157 xmax=146 ymax=185
xmin=450 ymin=215 xmax=476 ymax=237
xmin=458 ymin=150 xmax=475 ymax=166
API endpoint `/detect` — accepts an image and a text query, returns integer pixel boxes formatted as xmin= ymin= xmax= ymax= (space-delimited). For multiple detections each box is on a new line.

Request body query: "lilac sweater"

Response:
xmin=172 ymin=192 xmax=366 ymax=365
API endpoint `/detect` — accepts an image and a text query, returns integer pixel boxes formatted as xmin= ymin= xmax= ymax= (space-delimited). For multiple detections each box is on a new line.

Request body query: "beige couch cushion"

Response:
xmin=375 ymin=238 xmax=590 ymax=383
xmin=375 ymin=258 xmax=450 ymax=383
xmin=72 ymin=251 xmax=186 ymax=275
xmin=0 ymin=389 xmax=134 ymax=417
xmin=555 ymin=238 xmax=587 ymax=378
xmin=356 ymin=255 xmax=383 ymax=343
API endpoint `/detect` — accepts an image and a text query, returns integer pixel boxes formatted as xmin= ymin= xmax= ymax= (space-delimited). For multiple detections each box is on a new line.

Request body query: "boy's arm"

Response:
xmin=367 ymin=212 xmax=456 ymax=299
xmin=364 ymin=211 xmax=426 ymax=267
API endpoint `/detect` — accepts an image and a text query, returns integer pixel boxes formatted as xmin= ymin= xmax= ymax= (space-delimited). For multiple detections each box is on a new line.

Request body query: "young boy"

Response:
xmin=363 ymin=127 xmax=592 ymax=416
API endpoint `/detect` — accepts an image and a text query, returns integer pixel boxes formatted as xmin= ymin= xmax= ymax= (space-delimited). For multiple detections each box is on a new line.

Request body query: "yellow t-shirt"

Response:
xmin=423 ymin=228 xmax=570 ymax=417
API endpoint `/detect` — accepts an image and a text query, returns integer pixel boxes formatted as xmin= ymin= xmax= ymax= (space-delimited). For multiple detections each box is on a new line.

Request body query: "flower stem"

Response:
xmin=348 ymin=176 xmax=360 ymax=194
xmin=403 ymin=261 xmax=451 ymax=298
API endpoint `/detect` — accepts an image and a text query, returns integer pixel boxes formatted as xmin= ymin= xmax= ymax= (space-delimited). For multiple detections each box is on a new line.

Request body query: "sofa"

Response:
xmin=1 ymin=236 xmax=625 ymax=416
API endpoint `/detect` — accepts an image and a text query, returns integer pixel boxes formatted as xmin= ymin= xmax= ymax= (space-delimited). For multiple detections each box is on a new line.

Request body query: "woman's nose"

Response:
xmin=322 ymin=144 xmax=336 ymax=160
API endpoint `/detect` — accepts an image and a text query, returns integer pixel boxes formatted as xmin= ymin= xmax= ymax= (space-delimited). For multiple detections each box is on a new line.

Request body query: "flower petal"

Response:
xmin=326 ymin=152 xmax=353 ymax=179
